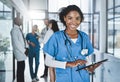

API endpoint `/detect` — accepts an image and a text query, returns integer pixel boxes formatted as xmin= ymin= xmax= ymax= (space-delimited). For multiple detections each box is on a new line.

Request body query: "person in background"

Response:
xmin=43 ymin=19 xmax=59 ymax=82
xmin=40 ymin=18 xmax=49 ymax=78
xmin=26 ymin=25 xmax=40 ymax=82
xmin=11 ymin=17 xmax=27 ymax=82
xmin=39 ymin=19 xmax=49 ymax=43
xmin=43 ymin=5 xmax=102 ymax=82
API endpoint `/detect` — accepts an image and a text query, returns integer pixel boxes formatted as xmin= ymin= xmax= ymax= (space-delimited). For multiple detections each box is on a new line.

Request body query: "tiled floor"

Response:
xmin=17 ymin=50 xmax=49 ymax=82
xmin=0 ymin=47 xmax=49 ymax=82
xmin=24 ymin=52 xmax=49 ymax=82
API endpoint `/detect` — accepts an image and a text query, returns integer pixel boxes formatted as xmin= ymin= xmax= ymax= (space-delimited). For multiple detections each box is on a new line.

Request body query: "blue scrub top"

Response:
xmin=43 ymin=30 xmax=94 ymax=82
xmin=26 ymin=33 xmax=40 ymax=52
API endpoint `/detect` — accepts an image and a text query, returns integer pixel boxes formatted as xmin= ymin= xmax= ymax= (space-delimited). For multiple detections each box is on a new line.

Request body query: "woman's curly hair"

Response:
xmin=59 ymin=5 xmax=84 ymax=26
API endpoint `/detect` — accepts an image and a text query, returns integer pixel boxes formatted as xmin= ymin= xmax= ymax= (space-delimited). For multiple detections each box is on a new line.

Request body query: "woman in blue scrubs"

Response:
xmin=43 ymin=5 xmax=97 ymax=82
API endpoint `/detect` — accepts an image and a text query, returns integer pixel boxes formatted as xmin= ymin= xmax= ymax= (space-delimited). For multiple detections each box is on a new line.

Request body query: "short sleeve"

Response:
xmin=43 ymin=34 xmax=58 ymax=57
xmin=86 ymin=35 xmax=94 ymax=56
xmin=26 ymin=33 xmax=29 ymax=41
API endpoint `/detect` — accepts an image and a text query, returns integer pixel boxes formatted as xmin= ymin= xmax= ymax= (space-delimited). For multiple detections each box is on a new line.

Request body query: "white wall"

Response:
xmin=29 ymin=0 xmax=47 ymax=10
xmin=94 ymin=50 xmax=120 ymax=82
xmin=103 ymin=53 xmax=120 ymax=82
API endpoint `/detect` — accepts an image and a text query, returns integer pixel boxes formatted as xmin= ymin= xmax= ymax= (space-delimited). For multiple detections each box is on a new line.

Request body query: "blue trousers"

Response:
xmin=28 ymin=51 xmax=40 ymax=79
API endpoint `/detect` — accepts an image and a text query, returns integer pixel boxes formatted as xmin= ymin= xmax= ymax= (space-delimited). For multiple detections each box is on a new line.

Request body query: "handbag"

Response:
xmin=25 ymin=48 xmax=29 ymax=56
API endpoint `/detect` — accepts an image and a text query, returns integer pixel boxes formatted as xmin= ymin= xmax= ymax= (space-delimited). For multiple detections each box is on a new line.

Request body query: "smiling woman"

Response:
xmin=43 ymin=5 xmax=95 ymax=82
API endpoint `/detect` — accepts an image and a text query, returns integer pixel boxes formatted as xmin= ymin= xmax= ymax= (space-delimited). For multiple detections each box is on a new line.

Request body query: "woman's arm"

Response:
xmin=45 ymin=53 xmax=87 ymax=69
xmin=45 ymin=53 xmax=67 ymax=69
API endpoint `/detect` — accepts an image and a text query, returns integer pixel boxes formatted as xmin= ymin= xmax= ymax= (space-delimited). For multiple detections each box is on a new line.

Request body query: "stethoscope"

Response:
xmin=63 ymin=30 xmax=84 ymax=54
xmin=63 ymin=29 xmax=85 ymax=61
xmin=63 ymin=30 xmax=86 ymax=81
xmin=64 ymin=30 xmax=83 ymax=45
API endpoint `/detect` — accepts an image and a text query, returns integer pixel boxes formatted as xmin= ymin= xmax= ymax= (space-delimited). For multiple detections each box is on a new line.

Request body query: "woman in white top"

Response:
xmin=43 ymin=19 xmax=59 ymax=82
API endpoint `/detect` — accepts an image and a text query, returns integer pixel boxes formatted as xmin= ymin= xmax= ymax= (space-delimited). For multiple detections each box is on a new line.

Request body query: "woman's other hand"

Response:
xmin=86 ymin=63 xmax=102 ymax=73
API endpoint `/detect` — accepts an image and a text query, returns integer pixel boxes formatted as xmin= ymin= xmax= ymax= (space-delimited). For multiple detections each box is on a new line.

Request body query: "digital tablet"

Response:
xmin=76 ymin=59 xmax=108 ymax=71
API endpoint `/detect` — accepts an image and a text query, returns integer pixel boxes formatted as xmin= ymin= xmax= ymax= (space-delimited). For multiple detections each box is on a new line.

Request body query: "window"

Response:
xmin=107 ymin=0 xmax=120 ymax=58
xmin=48 ymin=0 xmax=81 ymax=12
xmin=0 ymin=1 xmax=13 ymax=81
xmin=48 ymin=0 xmax=99 ymax=48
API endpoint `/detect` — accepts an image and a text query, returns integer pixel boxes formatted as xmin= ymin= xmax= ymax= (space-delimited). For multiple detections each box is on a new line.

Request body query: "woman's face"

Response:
xmin=48 ymin=23 xmax=52 ymax=28
xmin=64 ymin=11 xmax=81 ymax=31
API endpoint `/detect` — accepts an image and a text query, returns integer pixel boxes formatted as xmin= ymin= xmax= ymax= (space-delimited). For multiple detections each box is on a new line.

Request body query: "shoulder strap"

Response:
xmin=19 ymin=28 xmax=26 ymax=48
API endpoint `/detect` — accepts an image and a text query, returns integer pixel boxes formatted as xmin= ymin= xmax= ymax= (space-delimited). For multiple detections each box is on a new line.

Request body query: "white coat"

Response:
xmin=10 ymin=24 xmax=27 ymax=61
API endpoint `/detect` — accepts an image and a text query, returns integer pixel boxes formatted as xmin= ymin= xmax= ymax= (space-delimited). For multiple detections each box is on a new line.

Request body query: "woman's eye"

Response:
xmin=76 ymin=17 xmax=80 ymax=21
xmin=68 ymin=17 xmax=72 ymax=20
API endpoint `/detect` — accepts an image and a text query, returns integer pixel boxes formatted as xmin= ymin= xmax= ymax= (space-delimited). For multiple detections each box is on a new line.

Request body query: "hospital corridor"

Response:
xmin=0 ymin=0 xmax=120 ymax=82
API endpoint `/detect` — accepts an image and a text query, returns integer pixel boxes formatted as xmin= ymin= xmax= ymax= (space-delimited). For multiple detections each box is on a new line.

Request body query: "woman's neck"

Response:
xmin=65 ymin=29 xmax=78 ymax=39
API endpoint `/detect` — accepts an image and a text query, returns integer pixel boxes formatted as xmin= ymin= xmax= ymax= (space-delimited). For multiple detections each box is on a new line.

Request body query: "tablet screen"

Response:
xmin=76 ymin=59 xmax=108 ymax=71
